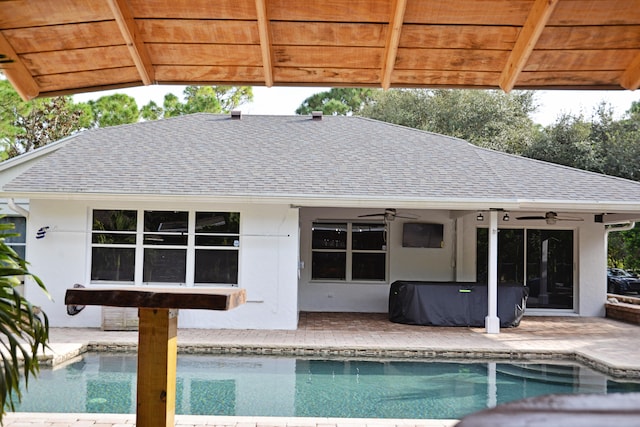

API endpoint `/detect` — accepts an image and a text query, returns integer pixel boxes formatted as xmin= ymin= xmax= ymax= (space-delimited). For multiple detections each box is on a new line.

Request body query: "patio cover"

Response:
xmin=1 ymin=0 xmax=640 ymax=101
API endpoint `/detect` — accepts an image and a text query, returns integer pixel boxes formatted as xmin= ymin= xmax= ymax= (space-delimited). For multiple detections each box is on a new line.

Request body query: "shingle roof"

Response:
xmin=4 ymin=114 xmax=640 ymax=210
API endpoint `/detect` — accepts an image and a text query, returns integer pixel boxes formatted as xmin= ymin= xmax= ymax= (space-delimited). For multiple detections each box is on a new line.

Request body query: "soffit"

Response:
xmin=1 ymin=0 xmax=639 ymax=100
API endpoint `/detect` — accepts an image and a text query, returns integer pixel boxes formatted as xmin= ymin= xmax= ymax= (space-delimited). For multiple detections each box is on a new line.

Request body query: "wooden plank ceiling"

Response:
xmin=1 ymin=0 xmax=640 ymax=101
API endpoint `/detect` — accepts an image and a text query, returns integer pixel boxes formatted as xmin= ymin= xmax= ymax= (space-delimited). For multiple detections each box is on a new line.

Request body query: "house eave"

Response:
xmin=3 ymin=190 xmax=640 ymax=216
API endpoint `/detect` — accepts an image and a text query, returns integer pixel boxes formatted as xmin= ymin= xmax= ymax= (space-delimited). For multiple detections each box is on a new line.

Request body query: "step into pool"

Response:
xmin=14 ymin=353 xmax=640 ymax=420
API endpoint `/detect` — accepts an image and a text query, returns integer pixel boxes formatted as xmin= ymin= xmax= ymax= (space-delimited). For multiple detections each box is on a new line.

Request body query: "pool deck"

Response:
xmin=5 ymin=313 xmax=640 ymax=427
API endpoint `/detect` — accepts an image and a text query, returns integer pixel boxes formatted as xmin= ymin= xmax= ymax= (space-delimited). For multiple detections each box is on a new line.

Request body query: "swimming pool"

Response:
xmin=14 ymin=353 xmax=640 ymax=419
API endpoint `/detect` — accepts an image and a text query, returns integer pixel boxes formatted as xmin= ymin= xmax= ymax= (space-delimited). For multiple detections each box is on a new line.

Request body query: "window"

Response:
xmin=311 ymin=222 xmax=386 ymax=281
xmin=476 ymin=228 xmax=574 ymax=309
xmin=143 ymin=211 xmax=188 ymax=283
xmin=0 ymin=216 xmax=26 ymax=259
xmin=91 ymin=210 xmax=137 ymax=282
xmin=193 ymin=212 xmax=240 ymax=284
xmin=91 ymin=209 xmax=240 ymax=286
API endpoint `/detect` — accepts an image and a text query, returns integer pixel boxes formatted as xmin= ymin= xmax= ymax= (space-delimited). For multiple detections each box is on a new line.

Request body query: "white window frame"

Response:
xmin=90 ymin=209 xmax=240 ymax=287
xmin=311 ymin=221 xmax=388 ymax=283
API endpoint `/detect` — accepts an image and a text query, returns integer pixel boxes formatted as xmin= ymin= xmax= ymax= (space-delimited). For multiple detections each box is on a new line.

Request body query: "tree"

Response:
xmin=524 ymin=113 xmax=600 ymax=171
xmin=0 ymin=79 xmax=90 ymax=160
xmin=361 ymin=89 xmax=540 ymax=154
xmin=146 ymin=86 xmax=254 ymax=119
xmin=88 ymin=93 xmax=139 ymax=128
xmin=295 ymin=88 xmax=376 ymax=116
xmin=0 ymin=219 xmax=49 ymax=420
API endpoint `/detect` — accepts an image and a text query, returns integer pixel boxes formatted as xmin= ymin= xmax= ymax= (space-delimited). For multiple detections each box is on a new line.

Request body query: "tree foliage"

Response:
xmin=295 ymin=88 xmax=376 ymax=116
xmin=361 ymin=89 xmax=540 ymax=154
xmin=87 ymin=93 xmax=139 ymax=128
xmin=150 ymin=86 xmax=253 ymax=119
xmin=0 ymin=80 xmax=89 ymax=160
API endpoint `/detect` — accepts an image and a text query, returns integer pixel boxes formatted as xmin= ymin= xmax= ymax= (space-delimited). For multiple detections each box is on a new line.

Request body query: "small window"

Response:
xmin=0 ymin=216 xmax=26 ymax=259
xmin=143 ymin=211 xmax=188 ymax=284
xmin=194 ymin=212 xmax=240 ymax=285
xmin=91 ymin=210 xmax=137 ymax=282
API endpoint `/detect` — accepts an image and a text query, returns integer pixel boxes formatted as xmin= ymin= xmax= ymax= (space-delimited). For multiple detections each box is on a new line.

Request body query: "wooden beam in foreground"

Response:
xmin=255 ymin=0 xmax=274 ymax=87
xmin=107 ymin=0 xmax=155 ymax=85
xmin=621 ymin=51 xmax=640 ymax=90
xmin=0 ymin=32 xmax=40 ymax=100
xmin=65 ymin=286 xmax=245 ymax=427
xmin=65 ymin=286 xmax=246 ymax=310
xmin=381 ymin=0 xmax=407 ymax=90
xmin=499 ymin=0 xmax=559 ymax=93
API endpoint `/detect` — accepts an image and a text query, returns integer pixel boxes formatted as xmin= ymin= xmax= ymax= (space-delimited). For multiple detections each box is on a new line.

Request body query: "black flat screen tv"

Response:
xmin=402 ymin=223 xmax=444 ymax=248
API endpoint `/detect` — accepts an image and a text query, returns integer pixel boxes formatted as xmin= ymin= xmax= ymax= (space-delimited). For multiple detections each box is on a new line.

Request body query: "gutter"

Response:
xmin=7 ymin=198 xmax=29 ymax=218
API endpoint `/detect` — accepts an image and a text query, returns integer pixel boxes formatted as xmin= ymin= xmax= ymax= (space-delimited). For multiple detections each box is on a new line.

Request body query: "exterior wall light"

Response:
xmin=503 ymin=213 xmax=510 ymax=221
xmin=477 ymin=213 xmax=484 ymax=221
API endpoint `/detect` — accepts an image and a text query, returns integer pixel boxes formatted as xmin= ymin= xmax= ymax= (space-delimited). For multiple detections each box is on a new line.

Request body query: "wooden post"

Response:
xmin=136 ymin=308 xmax=178 ymax=427
xmin=64 ymin=287 xmax=246 ymax=426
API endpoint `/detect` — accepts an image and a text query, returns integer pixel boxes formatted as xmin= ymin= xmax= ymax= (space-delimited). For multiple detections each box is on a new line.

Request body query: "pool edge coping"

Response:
xmin=38 ymin=342 xmax=640 ymax=379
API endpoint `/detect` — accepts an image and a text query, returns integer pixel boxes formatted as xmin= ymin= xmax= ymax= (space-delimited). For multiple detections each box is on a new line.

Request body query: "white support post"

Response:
xmin=485 ymin=210 xmax=500 ymax=334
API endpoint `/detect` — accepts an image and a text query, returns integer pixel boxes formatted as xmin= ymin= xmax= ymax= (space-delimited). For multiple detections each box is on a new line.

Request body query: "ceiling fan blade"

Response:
xmin=395 ymin=214 xmax=419 ymax=219
xmin=516 ymin=216 xmax=546 ymax=220
xmin=357 ymin=213 xmax=384 ymax=218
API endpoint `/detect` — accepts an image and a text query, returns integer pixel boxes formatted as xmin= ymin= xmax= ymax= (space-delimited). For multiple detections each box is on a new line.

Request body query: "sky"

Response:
xmin=73 ymin=85 xmax=640 ymax=126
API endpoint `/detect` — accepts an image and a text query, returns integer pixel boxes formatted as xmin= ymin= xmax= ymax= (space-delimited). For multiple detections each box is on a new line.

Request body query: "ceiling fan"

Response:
xmin=358 ymin=208 xmax=418 ymax=222
xmin=515 ymin=211 xmax=584 ymax=225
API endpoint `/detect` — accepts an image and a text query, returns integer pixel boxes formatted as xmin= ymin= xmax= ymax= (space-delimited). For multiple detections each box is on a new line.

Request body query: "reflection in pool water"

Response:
xmin=14 ymin=353 xmax=640 ymax=419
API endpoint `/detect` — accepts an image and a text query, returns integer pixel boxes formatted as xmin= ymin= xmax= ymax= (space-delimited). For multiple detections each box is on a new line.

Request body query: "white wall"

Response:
xmin=23 ymin=199 xmax=300 ymax=329
xmin=298 ymin=208 xmax=457 ymax=312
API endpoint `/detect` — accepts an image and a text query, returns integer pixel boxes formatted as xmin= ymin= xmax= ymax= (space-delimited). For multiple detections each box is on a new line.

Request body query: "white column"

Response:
xmin=485 ymin=210 xmax=500 ymax=333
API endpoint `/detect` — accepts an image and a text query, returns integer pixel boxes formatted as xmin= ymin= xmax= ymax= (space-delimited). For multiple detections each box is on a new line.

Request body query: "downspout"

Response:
xmin=8 ymin=198 xmax=29 ymax=218
xmin=605 ymin=221 xmax=635 ymax=234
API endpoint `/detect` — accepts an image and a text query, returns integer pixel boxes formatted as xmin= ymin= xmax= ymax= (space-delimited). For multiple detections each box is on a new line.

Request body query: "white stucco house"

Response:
xmin=1 ymin=112 xmax=640 ymax=331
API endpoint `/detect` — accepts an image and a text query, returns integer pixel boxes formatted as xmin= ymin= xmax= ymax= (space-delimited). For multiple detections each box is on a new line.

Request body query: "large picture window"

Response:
xmin=311 ymin=222 xmax=386 ymax=282
xmin=91 ymin=209 xmax=240 ymax=286
xmin=477 ymin=228 xmax=574 ymax=309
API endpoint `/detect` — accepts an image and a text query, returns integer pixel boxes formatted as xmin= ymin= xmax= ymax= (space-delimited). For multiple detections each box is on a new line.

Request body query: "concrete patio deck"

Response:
xmin=5 ymin=313 xmax=640 ymax=426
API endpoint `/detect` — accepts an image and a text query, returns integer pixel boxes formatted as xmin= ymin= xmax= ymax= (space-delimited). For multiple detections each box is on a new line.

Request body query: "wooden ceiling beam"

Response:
xmin=381 ymin=0 xmax=407 ymax=90
xmin=107 ymin=0 xmax=154 ymax=85
xmin=499 ymin=0 xmax=559 ymax=93
xmin=620 ymin=51 xmax=640 ymax=90
xmin=0 ymin=32 xmax=40 ymax=100
xmin=255 ymin=0 xmax=274 ymax=87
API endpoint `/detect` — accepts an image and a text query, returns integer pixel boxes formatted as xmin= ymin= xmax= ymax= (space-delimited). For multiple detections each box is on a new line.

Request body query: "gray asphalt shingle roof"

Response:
xmin=4 ymin=114 xmax=640 ymax=207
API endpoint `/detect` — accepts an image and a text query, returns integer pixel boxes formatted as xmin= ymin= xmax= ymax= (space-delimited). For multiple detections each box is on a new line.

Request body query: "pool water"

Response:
xmin=14 ymin=353 xmax=640 ymax=419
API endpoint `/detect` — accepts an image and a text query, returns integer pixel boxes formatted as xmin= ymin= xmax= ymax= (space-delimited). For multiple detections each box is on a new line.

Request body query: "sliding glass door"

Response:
xmin=477 ymin=228 xmax=574 ymax=309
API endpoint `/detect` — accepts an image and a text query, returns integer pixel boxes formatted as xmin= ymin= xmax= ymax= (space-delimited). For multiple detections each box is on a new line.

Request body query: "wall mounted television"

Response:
xmin=402 ymin=223 xmax=444 ymax=248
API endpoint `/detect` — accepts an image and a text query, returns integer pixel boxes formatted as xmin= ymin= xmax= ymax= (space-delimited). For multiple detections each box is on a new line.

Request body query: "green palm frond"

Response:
xmin=0 ymin=218 xmax=49 ymax=420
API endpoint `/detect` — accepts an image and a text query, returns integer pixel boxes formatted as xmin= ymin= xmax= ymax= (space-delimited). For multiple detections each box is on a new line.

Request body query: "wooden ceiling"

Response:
xmin=1 ymin=0 xmax=640 ymax=101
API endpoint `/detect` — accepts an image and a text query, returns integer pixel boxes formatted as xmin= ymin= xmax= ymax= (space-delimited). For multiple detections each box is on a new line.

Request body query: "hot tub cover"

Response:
xmin=389 ymin=281 xmax=528 ymax=327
